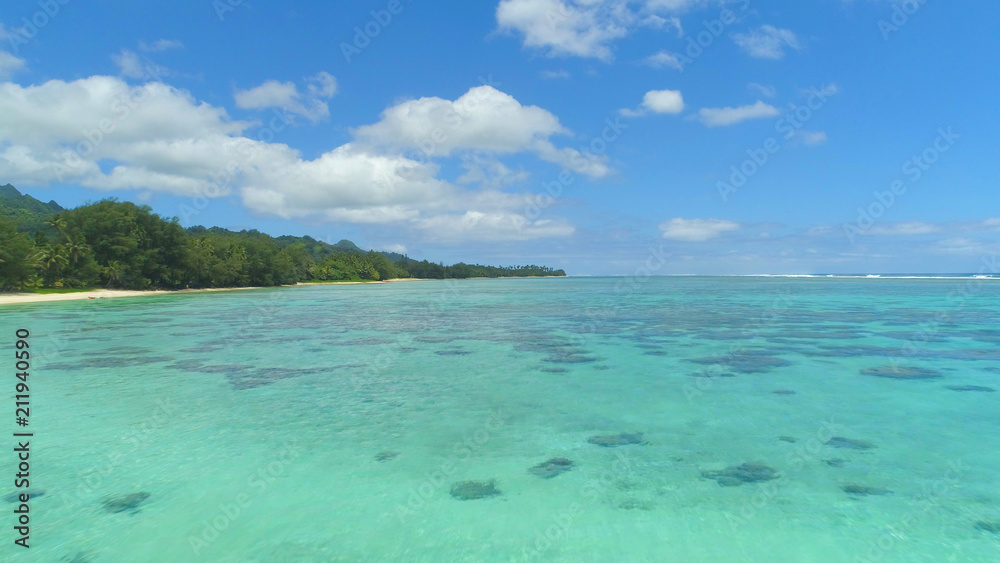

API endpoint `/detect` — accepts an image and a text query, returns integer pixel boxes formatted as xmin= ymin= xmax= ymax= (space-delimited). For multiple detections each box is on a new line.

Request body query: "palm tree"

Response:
xmin=190 ymin=237 xmax=213 ymax=281
xmin=0 ymin=235 xmax=40 ymax=291
xmin=228 ymin=244 xmax=248 ymax=265
xmin=38 ymin=244 xmax=68 ymax=283
xmin=46 ymin=217 xmax=68 ymax=242
xmin=121 ymin=214 xmax=148 ymax=247
xmin=64 ymin=236 xmax=90 ymax=267
xmin=102 ymin=260 xmax=124 ymax=288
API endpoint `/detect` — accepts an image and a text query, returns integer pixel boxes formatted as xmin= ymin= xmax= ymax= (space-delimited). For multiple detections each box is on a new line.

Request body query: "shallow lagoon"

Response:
xmin=3 ymin=277 xmax=1000 ymax=561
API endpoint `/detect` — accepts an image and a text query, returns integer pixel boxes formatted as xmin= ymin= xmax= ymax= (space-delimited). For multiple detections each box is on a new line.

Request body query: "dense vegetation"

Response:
xmin=0 ymin=186 xmax=565 ymax=291
xmin=0 ymin=183 xmax=64 ymax=233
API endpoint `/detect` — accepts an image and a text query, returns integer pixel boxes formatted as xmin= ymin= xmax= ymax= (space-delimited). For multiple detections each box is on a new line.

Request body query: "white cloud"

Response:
xmin=457 ymin=155 xmax=530 ymax=189
xmin=234 ymin=71 xmax=337 ymax=123
xmin=0 ymin=24 xmax=25 ymax=77
xmin=239 ymin=143 xmax=454 ymax=220
xmin=642 ymin=89 xmax=684 ymax=113
xmin=354 ymin=85 xmax=610 ymax=178
xmin=139 ymin=39 xmax=184 ymax=52
xmin=496 ymin=0 xmax=706 ymax=61
xmin=380 ymin=244 xmax=408 ymax=254
xmin=747 ymin=83 xmax=776 ymax=98
xmin=794 ymin=130 xmax=827 ymax=145
xmin=0 ymin=77 xmax=251 ymax=192
xmin=698 ymin=100 xmax=779 ymax=127
xmin=0 ymin=24 xmax=25 ymax=76
xmin=800 ymin=83 xmax=840 ymax=100
xmin=830 ymin=219 xmax=998 ymax=241
xmin=238 ymin=145 xmax=558 ymax=237
xmin=0 ymin=75 xmax=590 ymax=241
xmin=645 ymin=0 xmax=706 ymax=11
xmin=0 ymin=51 xmax=24 ymax=78
xmin=807 ymin=226 xmax=834 ymax=236
xmin=112 ymin=49 xmax=145 ymax=79
xmin=112 ymin=49 xmax=172 ymax=81
xmin=355 ymin=86 xmax=564 ymax=155
xmin=0 ymin=78 xmax=246 ymax=145
xmin=930 ymin=238 xmax=1000 ymax=256
xmin=235 ymin=80 xmax=297 ymax=109
xmin=413 ymin=211 xmax=575 ymax=241
xmin=620 ymin=89 xmax=684 ymax=117
xmin=660 ymin=218 xmax=740 ymax=241
xmin=641 ymin=14 xmax=682 ymax=35
xmin=304 ymin=71 xmax=337 ymax=98
xmin=642 ymin=50 xmax=683 ymax=70
xmin=732 ymin=25 xmax=801 ymax=59
xmin=496 ymin=0 xmax=628 ymax=61
xmin=532 ymin=139 xmax=612 ymax=177
xmin=867 ymin=222 xmax=943 ymax=236
xmin=540 ymin=69 xmax=571 ymax=79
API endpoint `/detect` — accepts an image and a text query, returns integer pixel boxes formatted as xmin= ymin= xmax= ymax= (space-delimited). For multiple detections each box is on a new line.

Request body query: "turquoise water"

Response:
xmin=3 ymin=277 xmax=1000 ymax=562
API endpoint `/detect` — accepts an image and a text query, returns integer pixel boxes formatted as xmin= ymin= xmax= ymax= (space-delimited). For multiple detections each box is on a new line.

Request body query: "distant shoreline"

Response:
xmin=9 ymin=273 xmax=988 ymax=306
xmin=0 ymin=278 xmax=416 ymax=306
xmin=0 ymin=277 xmax=558 ymax=306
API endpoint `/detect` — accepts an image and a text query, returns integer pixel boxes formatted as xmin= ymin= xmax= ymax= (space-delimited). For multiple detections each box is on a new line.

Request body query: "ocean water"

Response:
xmin=3 ymin=277 xmax=1000 ymax=562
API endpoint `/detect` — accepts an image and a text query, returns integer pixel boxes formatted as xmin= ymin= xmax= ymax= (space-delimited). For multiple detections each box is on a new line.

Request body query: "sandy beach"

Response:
xmin=0 ymin=278 xmax=447 ymax=306
xmin=0 ymin=286 xmax=267 ymax=305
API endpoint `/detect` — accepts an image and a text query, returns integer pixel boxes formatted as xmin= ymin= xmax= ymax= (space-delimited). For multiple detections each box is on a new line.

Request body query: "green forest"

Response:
xmin=0 ymin=184 xmax=565 ymax=291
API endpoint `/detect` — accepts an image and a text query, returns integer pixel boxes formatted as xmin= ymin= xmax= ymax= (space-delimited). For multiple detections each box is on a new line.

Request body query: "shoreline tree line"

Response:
xmin=0 ymin=185 xmax=566 ymax=291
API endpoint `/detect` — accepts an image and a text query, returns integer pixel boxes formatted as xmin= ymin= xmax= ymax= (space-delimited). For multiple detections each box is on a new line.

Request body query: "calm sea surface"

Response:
xmin=3 ymin=277 xmax=999 ymax=562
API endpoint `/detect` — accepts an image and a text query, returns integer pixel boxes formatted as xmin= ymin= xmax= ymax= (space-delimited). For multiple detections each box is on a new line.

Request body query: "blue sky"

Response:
xmin=1 ymin=0 xmax=998 ymax=275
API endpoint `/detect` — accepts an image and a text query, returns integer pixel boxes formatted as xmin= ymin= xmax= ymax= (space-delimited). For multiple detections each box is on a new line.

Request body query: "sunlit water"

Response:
xmin=2 ymin=277 xmax=999 ymax=562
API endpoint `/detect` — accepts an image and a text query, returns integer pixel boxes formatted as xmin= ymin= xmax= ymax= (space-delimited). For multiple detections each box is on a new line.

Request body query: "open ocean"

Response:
xmin=3 ymin=277 xmax=1000 ymax=562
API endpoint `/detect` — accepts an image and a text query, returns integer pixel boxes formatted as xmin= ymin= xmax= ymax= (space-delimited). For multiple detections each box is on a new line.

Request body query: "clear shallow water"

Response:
xmin=3 ymin=277 xmax=1000 ymax=562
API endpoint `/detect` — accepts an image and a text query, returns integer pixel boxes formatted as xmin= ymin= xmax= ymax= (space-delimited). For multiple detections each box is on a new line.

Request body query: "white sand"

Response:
xmin=0 ymin=278 xmax=442 ymax=306
xmin=0 ymin=286 xmax=268 ymax=305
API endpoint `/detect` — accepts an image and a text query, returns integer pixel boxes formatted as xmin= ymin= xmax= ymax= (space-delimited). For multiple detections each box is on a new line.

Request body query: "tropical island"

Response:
xmin=0 ymin=184 xmax=566 ymax=293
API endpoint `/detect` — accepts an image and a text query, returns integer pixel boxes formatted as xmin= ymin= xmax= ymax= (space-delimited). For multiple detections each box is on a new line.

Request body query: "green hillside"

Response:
xmin=0 ymin=184 xmax=64 ymax=233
